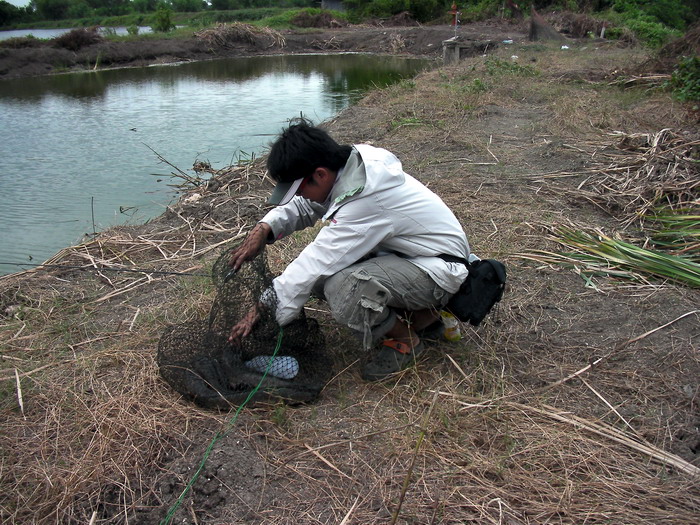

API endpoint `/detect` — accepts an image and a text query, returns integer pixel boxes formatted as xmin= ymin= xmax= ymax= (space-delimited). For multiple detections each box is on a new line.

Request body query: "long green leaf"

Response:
xmin=533 ymin=226 xmax=700 ymax=288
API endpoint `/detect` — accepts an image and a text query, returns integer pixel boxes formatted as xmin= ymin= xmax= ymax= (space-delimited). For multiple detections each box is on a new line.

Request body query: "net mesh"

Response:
xmin=157 ymin=248 xmax=332 ymax=409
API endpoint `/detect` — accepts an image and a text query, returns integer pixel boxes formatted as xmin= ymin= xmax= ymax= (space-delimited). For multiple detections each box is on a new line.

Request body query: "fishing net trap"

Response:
xmin=157 ymin=248 xmax=333 ymax=409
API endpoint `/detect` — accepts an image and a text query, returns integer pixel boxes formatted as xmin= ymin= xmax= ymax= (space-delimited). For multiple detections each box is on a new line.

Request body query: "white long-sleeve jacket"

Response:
xmin=261 ymin=144 xmax=470 ymax=326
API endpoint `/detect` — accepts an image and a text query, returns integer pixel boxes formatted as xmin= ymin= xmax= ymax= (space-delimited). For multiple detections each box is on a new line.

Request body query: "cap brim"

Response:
xmin=268 ymin=178 xmax=304 ymax=205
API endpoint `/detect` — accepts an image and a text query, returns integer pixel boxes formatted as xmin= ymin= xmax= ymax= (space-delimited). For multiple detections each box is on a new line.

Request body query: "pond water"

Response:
xmin=0 ymin=54 xmax=429 ymax=274
xmin=0 ymin=27 xmax=153 ymax=40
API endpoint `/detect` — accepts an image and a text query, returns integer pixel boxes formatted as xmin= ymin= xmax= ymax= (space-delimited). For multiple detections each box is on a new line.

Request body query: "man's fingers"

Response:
xmin=228 ymin=316 xmax=256 ymax=344
xmin=228 ymin=327 xmax=245 ymax=344
xmin=227 ymin=250 xmax=242 ymax=269
xmin=227 ymin=224 xmax=270 ymax=271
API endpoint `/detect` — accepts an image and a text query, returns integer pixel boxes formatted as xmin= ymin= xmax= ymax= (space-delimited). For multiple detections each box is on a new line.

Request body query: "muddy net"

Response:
xmin=157 ymin=248 xmax=332 ymax=409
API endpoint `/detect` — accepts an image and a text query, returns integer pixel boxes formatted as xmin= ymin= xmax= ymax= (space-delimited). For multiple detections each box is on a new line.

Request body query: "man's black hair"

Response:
xmin=267 ymin=118 xmax=353 ymax=183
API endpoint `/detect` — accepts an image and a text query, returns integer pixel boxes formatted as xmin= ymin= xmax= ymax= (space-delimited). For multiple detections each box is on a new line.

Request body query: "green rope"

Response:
xmin=160 ymin=327 xmax=284 ymax=525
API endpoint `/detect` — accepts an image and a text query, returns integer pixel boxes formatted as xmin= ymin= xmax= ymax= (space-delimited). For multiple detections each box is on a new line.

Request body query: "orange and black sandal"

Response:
xmin=361 ymin=339 xmax=425 ymax=381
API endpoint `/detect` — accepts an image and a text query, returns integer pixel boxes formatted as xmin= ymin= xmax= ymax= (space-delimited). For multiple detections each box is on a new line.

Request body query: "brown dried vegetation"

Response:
xmin=1 ymin=29 xmax=699 ymax=525
xmin=52 ymin=27 xmax=104 ymax=51
xmin=194 ymin=22 xmax=286 ymax=49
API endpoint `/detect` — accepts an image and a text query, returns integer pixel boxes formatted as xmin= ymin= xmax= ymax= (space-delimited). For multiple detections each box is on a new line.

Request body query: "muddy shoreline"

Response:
xmin=0 ymin=22 xmax=528 ymax=80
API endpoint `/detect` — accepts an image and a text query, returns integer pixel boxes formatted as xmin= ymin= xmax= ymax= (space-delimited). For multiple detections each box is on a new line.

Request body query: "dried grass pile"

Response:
xmin=388 ymin=33 xmax=406 ymax=54
xmin=384 ymin=11 xmax=420 ymax=27
xmin=52 ymin=27 xmax=103 ymax=51
xmin=569 ymin=129 xmax=699 ymax=225
xmin=0 ymin=159 xmax=275 ymax=523
xmin=526 ymin=127 xmax=700 ymax=287
xmin=194 ymin=22 xmax=285 ymax=49
xmin=546 ymin=10 xmax=609 ymax=38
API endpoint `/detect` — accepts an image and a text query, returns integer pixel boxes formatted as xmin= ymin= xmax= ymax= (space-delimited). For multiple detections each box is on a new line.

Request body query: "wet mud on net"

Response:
xmin=157 ymin=248 xmax=332 ymax=409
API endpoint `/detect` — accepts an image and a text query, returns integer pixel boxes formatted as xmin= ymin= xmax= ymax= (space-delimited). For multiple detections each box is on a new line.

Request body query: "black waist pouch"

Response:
xmin=442 ymin=257 xmax=507 ymax=326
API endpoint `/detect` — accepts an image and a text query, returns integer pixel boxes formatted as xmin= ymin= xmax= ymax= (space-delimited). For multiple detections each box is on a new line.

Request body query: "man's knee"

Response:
xmin=324 ymin=267 xmax=393 ymax=330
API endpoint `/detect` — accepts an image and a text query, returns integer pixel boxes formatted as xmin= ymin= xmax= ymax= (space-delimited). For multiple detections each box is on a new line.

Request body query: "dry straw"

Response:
xmin=2 ymin=42 xmax=699 ymax=525
xmin=565 ymin=129 xmax=699 ymax=226
xmin=195 ymin=22 xmax=286 ymax=49
xmin=0 ymin=158 xmax=273 ymax=523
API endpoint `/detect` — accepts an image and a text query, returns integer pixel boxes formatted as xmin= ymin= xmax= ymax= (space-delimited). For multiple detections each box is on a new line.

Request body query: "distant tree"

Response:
xmin=0 ymin=0 xmax=20 ymax=25
xmin=67 ymin=0 xmax=92 ymax=18
xmin=86 ymin=0 xmax=130 ymax=16
xmin=132 ymin=0 xmax=158 ymax=13
xmin=170 ymin=0 xmax=203 ymax=12
xmin=344 ymin=0 xmax=440 ymax=22
xmin=151 ymin=5 xmax=174 ymax=31
xmin=35 ymin=0 xmax=71 ymax=19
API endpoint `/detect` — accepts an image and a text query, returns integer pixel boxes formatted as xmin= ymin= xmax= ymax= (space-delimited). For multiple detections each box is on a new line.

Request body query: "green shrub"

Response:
xmin=606 ymin=0 xmax=690 ymax=47
xmin=612 ymin=0 xmax=693 ymax=31
xmin=485 ymin=57 xmax=539 ymax=77
xmin=625 ymin=17 xmax=681 ymax=48
xmin=343 ymin=0 xmax=441 ymax=23
xmin=258 ymin=8 xmax=346 ymax=29
xmin=668 ymin=55 xmax=700 ymax=102
xmin=151 ymin=6 xmax=174 ymax=32
xmin=459 ymin=0 xmax=505 ymax=23
xmin=463 ymin=77 xmax=489 ymax=93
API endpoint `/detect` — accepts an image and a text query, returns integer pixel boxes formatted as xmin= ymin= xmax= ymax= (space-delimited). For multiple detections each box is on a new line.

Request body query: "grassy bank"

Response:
xmin=2 ymin=7 xmax=342 ymax=33
xmin=1 ymin=36 xmax=699 ymax=525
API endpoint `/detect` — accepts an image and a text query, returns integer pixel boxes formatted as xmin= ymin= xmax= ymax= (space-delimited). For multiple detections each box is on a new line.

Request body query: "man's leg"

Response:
xmin=321 ymin=254 xmax=449 ymax=379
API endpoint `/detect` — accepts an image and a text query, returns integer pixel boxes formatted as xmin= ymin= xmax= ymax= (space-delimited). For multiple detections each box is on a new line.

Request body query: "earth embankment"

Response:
xmin=0 ymin=22 xmax=527 ymax=79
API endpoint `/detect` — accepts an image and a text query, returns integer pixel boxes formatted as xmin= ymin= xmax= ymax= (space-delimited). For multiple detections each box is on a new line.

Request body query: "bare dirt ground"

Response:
xmin=1 ymin=20 xmax=699 ymax=525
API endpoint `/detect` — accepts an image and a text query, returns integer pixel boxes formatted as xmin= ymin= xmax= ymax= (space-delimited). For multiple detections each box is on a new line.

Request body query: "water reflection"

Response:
xmin=0 ymin=54 xmax=424 ymax=103
xmin=0 ymin=27 xmax=154 ymax=41
xmin=0 ymin=54 xmax=429 ymax=272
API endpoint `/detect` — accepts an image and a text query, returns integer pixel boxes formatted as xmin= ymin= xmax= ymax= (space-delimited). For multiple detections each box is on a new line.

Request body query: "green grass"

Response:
xmin=667 ymin=55 xmax=700 ymax=103
xmin=254 ymin=7 xmax=348 ymax=30
xmin=390 ymin=116 xmax=428 ymax=130
xmin=484 ymin=57 xmax=540 ymax=77
xmin=521 ymin=226 xmax=700 ymax=288
xmin=646 ymin=209 xmax=700 ymax=262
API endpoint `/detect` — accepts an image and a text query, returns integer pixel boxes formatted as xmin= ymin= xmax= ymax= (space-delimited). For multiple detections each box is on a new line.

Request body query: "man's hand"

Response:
xmin=228 ymin=222 xmax=272 ymax=272
xmin=228 ymin=306 xmax=261 ymax=346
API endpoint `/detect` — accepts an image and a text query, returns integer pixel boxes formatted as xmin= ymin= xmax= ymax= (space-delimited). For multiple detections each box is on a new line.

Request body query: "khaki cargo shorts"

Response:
xmin=318 ymin=254 xmax=449 ymax=349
